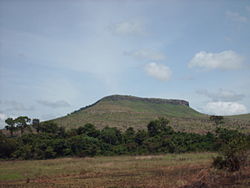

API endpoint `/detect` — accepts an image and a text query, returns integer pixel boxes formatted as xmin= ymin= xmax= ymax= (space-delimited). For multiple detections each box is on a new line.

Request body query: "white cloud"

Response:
xmin=0 ymin=113 xmax=8 ymax=129
xmin=110 ymin=21 xmax=146 ymax=36
xmin=204 ymin=101 xmax=247 ymax=115
xmin=226 ymin=11 xmax=248 ymax=23
xmin=37 ymin=100 xmax=71 ymax=108
xmin=145 ymin=63 xmax=172 ymax=81
xmin=197 ymin=89 xmax=245 ymax=102
xmin=0 ymin=113 xmax=8 ymax=121
xmin=188 ymin=50 xmax=244 ymax=70
xmin=125 ymin=49 xmax=166 ymax=61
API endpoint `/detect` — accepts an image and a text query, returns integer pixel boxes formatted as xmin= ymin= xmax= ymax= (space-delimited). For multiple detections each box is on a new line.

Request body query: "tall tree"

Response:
xmin=15 ymin=116 xmax=31 ymax=135
xmin=147 ymin=117 xmax=170 ymax=137
xmin=5 ymin=118 xmax=16 ymax=137
xmin=32 ymin=119 xmax=40 ymax=133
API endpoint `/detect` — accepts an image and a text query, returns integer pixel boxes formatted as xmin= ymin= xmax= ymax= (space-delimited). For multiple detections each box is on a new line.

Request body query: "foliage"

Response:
xmin=212 ymin=128 xmax=249 ymax=171
xmin=1 ymin=116 xmax=249 ymax=161
xmin=15 ymin=116 xmax=31 ymax=135
xmin=210 ymin=115 xmax=224 ymax=126
xmin=5 ymin=118 xmax=17 ymax=137
xmin=0 ymin=133 xmax=18 ymax=158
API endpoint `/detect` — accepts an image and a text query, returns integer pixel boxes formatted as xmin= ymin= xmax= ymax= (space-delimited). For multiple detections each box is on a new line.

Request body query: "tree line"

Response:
xmin=1 ymin=116 xmax=249 ymax=168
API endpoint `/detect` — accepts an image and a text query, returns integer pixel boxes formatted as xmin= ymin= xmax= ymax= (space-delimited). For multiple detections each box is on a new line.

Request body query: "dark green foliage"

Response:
xmin=32 ymin=119 xmax=40 ymax=133
xmin=1 ymin=116 xmax=249 ymax=161
xmin=147 ymin=117 xmax=171 ymax=137
xmin=69 ymin=135 xmax=100 ymax=157
xmin=39 ymin=121 xmax=60 ymax=134
xmin=100 ymin=127 xmax=122 ymax=145
xmin=15 ymin=116 xmax=31 ymax=135
xmin=212 ymin=129 xmax=249 ymax=171
xmin=124 ymin=127 xmax=135 ymax=143
xmin=135 ymin=129 xmax=147 ymax=145
xmin=5 ymin=118 xmax=17 ymax=137
xmin=75 ymin=123 xmax=100 ymax=137
xmin=210 ymin=115 xmax=224 ymax=126
xmin=0 ymin=133 xmax=18 ymax=158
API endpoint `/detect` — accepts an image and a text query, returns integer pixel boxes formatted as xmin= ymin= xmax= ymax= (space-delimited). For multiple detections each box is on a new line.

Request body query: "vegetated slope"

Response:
xmin=227 ymin=113 xmax=250 ymax=120
xmin=53 ymin=95 xmax=250 ymax=133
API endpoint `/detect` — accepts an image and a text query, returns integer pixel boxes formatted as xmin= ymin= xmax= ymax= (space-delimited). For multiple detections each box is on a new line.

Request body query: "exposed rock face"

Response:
xmin=102 ymin=95 xmax=189 ymax=107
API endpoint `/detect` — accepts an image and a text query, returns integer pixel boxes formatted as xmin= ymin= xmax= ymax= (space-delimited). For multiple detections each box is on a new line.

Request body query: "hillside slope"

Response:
xmin=53 ymin=95 xmax=250 ymax=133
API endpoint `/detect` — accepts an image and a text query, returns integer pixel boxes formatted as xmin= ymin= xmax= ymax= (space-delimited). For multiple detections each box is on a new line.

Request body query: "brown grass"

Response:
xmin=0 ymin=153 xmax=249 ymax=188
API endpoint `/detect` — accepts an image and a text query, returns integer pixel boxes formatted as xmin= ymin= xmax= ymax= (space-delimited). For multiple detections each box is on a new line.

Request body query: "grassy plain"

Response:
xmin=1 ymin=152 xmax=250 ymax=188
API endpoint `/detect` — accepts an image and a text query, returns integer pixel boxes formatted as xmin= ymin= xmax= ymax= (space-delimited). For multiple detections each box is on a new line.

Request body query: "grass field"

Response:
xmin=1 ymin=152 xmax=250 ymax=188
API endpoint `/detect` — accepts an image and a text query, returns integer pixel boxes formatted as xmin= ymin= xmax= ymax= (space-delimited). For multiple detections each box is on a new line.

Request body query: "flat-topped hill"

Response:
xmin=52 ymin=95 xmax=250 ymax=134
xmin=100 ymin=95 xmax=189 ymax=106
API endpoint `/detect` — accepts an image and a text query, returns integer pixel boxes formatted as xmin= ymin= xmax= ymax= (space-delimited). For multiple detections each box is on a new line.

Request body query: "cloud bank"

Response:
xmin=204 ymin=101 xmax=247 ymax=115
xmin=188 ymin=50 xmax=244 ymax=70
xmin=0 ymin=112 xmax=9 ymax=129
xmin=144 ymin=63 xmax=171 ymax=81
xmin=197 ymin=89 xmax=245 ymax=102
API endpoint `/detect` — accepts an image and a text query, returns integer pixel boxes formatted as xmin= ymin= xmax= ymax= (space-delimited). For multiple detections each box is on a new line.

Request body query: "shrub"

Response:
xmin=212 ymin=136 xmax=249 ymax=171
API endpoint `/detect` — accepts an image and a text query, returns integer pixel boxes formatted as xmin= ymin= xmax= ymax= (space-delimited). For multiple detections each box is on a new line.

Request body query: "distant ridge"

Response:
xmin=52 ymin=94 xmax=250 ymax=133
xmin=101 ymin=95 xmax=189 ymax=106
xmin=72 ymin=95 xmax=189 ymax=114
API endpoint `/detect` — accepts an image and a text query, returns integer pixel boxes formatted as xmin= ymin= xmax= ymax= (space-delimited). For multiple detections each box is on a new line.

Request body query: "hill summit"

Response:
xmin=52 ymin=95 xmax=250 ymax=133
xmin=100 ymin=95 xmax=189 ymax=106
xmin=73 ymin=95 xmax=190 ymax=114
xmin=53 ymin=95 xmax=205 ymax=131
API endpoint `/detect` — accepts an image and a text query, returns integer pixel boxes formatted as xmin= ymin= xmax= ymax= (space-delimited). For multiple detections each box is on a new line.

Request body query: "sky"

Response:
xmin=0 ymin=0 xmax=250 ymax=128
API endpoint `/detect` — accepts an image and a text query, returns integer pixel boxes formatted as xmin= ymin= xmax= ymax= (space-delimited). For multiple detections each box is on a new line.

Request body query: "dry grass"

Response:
xmin=181 ymin=164 xmax=250 ymax=188
xmin=53 ymin=99 xmax=250 ymax=134
xmin=0 ymin=152 xmax=249 ymax=188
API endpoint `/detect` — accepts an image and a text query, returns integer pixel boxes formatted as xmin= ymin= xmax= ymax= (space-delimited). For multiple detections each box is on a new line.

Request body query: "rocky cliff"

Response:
xmin=102 ymin=95 xmax=189 ymax=107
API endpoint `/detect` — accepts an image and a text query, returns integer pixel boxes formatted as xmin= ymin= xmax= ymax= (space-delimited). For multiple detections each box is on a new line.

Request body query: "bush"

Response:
xmin=0 ymin=133 xmax=18 ymax=158
xmin=212 ymin=136 xmax=249 ymax=171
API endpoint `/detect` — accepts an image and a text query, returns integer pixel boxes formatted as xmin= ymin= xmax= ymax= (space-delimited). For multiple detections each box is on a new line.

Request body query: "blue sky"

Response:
xmin=1 ymin=0 xmax=250 ymax=128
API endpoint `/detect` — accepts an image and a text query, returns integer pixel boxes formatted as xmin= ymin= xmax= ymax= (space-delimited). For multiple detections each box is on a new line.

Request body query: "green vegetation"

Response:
xmin=5 ymin=116 xmax=31 ymax=136
xmin=1 ymin=117 xmax=249 ymax=161
xmin=212 ymin=128 xmax=250 ymax=171
xmin=52 ymin=95 xmax=250 ymax=134
xmin=227 ymin=113 xmax=250 ymax=120
xmin=1 ymin=113 xmax=250 ymax=187
xmin=209 ymin=115 xmax=224 ymax=126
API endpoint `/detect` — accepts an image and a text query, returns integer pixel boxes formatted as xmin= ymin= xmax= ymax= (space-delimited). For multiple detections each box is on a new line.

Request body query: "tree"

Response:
xmin=32 ymin=119 xmax=40 ymax=133
xmin=147 ymin=117 xmax=171 ymax=137
xmin=210 ymin=115 xmax=224 ymax=126
xmin=76 ymin=123 xmax=100 ymax=137
xmin=39 ymin=121 xmax=59 ymax=134
xmin=100 ymin=127 xmax=122 ymax=145
xmin=213 ymin=135 xmax=249 ymax=171
xmin=15 ymin=116 xmax=31 ymax=135
xmin=135 ymin=129 xmax=147 ymax=145
xmin=0 ymin=132 xmax=18 ymax=158
xmin=124 ymin=127 xmax=135 ymax=144
xmin=5 ymin=118 xmax=16 ymax=137
xmin=69 ymin=135 xmax=100 ymax=157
